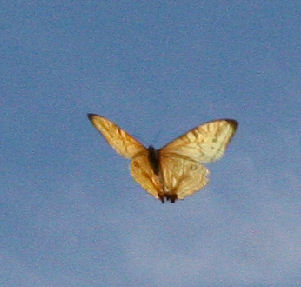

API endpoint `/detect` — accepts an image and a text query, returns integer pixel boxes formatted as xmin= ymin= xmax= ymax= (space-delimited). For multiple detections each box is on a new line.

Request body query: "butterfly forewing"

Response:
xmin=88 ymin=114 xmax=146 ymax=158
xmin=161 ymin=119 xmax=237 ymax=163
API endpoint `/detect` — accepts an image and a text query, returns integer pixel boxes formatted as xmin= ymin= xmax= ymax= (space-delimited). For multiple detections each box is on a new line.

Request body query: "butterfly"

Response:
xmin=88 ymin=114 xmax=238 ymax=203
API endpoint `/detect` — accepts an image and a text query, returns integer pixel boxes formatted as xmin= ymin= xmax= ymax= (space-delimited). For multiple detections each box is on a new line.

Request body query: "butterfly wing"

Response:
xmin=159 ymin=154 xmax=210 ymax=200
xmin=159 ymin=119 xmax=237 ymax=200
xmin=88 ymin=114 xmax=146 ymax=158
xmin=130 ymin=153 xmax=162 ymax=199
xmin=161 ymin=119 xmax=237 ymax=163
xmin=88 ymin=114 xmax=161 ymax=200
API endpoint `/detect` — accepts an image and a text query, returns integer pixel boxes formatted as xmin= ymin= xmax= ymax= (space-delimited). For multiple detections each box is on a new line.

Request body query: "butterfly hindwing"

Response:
xmin=159 ymin=154 xmax=210 ymax=200
xmin=130 ymin=153 xmax=162 ymax=199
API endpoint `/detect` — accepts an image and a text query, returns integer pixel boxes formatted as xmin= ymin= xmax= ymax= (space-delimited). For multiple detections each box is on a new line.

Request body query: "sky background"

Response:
xmin=1 ymin=1 xmax=300 ymax=286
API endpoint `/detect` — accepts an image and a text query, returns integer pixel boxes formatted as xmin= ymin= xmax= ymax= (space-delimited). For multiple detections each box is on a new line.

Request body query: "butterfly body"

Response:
xmin=88 ymin=114 xmax=237 ymax=203
xmin=148 ymin=146 xmax=160 ymax=175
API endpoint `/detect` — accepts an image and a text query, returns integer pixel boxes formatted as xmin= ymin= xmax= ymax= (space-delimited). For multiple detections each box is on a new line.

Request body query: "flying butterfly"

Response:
xmin=88 ymin=114 xmax=238 ymax=203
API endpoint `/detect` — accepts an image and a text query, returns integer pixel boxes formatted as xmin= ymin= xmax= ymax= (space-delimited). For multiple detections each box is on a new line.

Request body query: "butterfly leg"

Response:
xmin=161 ymin=194 xmax=177 ymax=203
xmin=161 ymin=183 xmax=178 ymax=203
xmin=158 ymin=194 xmax=165 ymax=203
xmin=168 ymin=194 xmax=178 ymax=203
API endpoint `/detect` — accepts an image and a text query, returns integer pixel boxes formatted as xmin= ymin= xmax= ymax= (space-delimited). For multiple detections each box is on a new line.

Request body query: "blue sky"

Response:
xmin=1 ymin=1 xmax=300 ymax=286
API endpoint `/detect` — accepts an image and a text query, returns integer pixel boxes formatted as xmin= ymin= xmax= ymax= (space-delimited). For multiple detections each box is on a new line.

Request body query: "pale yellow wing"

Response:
xmin=130 ymin=153 xmax=162 ymax=199
xmin=159 ymin=154 xmax=210 ymax=200
xmin=161 ymin=119 xmax=238 ymax=163
xmin=88 ymin=114 xmax=146 ymax=158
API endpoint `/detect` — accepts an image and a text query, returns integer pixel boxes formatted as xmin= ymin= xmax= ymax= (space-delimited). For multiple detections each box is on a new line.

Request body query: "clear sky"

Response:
xmin=1 ymin=1 xmax=300 ymax=286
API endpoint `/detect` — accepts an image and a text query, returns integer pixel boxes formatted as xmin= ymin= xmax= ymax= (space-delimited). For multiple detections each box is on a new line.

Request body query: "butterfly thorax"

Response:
xmin=148 ymin=146 xmax=160 ymax=175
